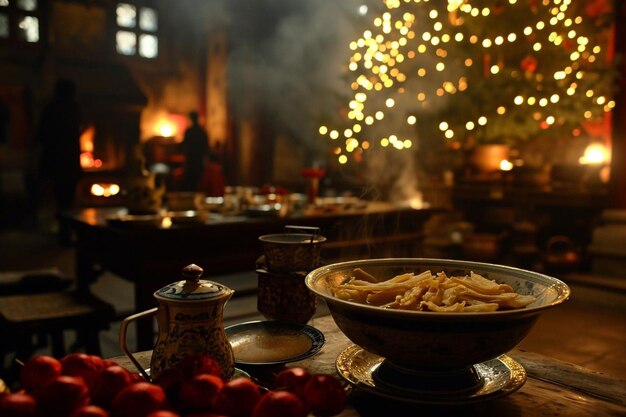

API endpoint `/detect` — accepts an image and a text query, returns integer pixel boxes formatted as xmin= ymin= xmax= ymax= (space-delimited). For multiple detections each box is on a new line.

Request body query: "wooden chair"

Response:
xmin=0 ymin=268 xmax=73 ymax=296
xmin=0 ymin=290 xmax=115 ymax=361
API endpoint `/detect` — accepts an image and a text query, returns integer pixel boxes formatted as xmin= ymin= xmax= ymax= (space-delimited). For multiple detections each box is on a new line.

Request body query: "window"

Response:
xmin=0 ymin=0 xmax=41 ymax=43
xmin=115 ymin=2 xmax=158 ymax=58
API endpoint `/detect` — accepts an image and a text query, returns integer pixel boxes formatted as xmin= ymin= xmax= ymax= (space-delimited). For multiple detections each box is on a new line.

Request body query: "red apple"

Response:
xmin=90 ymin=365 xmax=133 ymax=407
xmin=303 ymin=374 xmax=347 ymax=416
xmin=146 ymin=411 xmax=181 ymax=417
xmin=178 ymin=354 xmax=222 ymax=379
xmin=213 ymin=377 xmax=261 ymax=417
xmin=273 ymin=367 xmax=312 ymax=400
xmin=0 ymin=392 xmax=37 ymax=417
xmin=179 ymin=373 xmax=223 ymax=412
xmin=20 ymin=355 xmax=62 ymax=393
xmin=60 ymin=353 xmax=105 ymax=388
xmin=70 ymin=405 xmax=110 ymax=417
xmin=252 ymin=390 xmax=307 ymax=417
xmin=111 ymin=381 xmax=168 ymax=417
xmin=186 ymin=414 xmax=228 ymax=417
xmin=36 ymin=375 xmax=90 ymax=417
xmin=101 ymin=359 xmax=119 ymax=368
xmin=129 ymin=373 xmax=146 ymax=384
xmin=153 ymin=368 xmax=184 ymax=401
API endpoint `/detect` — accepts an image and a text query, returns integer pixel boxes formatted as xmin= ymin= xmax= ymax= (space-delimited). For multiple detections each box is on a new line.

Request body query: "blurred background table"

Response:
xmin=112 ymin=315 xmax=626 ymax=417
xmin=63 ymin=203 xmax=437 ymax=350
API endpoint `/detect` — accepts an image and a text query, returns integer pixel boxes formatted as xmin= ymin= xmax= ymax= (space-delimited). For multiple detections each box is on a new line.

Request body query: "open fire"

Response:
xmin=82 ymin=111 xmax=189 ymax=201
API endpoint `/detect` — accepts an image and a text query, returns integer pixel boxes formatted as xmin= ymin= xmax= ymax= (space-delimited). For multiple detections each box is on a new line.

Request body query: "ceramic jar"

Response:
xmin=256 ymin=268 xmax=316 ymax=324
xmin=120 ymin=264 xmax=235 ymax=381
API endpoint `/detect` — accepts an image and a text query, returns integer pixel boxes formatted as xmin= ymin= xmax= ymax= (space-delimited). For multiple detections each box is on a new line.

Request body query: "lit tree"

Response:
xmin=320 ymin=0 xmax=616 ymax=165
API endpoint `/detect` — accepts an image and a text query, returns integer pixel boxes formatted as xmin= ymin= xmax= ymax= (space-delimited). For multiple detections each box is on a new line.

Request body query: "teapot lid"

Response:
xmin=154 ymin=264 xmax=232 ymax=302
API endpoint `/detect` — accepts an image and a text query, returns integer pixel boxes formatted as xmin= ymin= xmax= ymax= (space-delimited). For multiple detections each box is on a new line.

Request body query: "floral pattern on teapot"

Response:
xmin=151 ymin=305 xmax=235 ymax=380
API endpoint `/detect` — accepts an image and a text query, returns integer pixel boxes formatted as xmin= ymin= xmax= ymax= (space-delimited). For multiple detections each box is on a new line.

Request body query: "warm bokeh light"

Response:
xmin=161 ymin=216 xmax=173 ymax=228
xmin=80 ymin=152 xmax=103 ymax=169
xmin=409 ymin=192 xmax=424 ymax=209
xmin=319 ymin=0 xmax=613 ymax=162
xmin=146 ymin=112 xmax=187 ymax=140
xmin=500 ymin=159 xmax=514 ymax=171
xmin=579 ymin=142 xmax=610 ymax=165
xmin=156 ymin=119 xmax=176 ymax=137
xmin=90 ymin=183 xmax=121 ymax=197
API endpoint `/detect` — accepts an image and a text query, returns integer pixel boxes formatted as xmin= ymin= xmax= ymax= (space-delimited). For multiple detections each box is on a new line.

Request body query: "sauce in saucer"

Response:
xmin=226 ymin=321 xmax=325 ymax=365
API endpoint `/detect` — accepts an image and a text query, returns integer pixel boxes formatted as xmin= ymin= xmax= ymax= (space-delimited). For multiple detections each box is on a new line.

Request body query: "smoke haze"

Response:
xmin=222 ymin=1 xmax=378 ymax=154
xmin=177 ymin=0 xmax=425 ymax=201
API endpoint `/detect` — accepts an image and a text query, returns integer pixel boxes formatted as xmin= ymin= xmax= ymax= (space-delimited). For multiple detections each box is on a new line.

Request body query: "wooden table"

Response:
xmin=113 ymin=315 xmax=626 ymax=417
xmin=63 ymin=203 xmax=437 ymax=350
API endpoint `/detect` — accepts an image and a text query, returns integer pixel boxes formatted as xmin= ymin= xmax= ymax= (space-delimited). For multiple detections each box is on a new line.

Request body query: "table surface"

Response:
xmin=112 ymin=315 xmax=626 ymax=417
xmin=64 ymin=203 xmax=438 ymax=350
xmin=64 ymin=202 xmax=436 ymax=279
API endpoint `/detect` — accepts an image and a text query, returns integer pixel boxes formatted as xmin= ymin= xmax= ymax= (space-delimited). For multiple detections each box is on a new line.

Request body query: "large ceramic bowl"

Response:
xmin=306 ymin=258 xmax=569 ymax=387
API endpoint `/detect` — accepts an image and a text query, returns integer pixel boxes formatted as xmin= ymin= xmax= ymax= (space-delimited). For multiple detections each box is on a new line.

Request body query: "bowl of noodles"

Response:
xmin=305 ymin=258 xmax=570 ymax=399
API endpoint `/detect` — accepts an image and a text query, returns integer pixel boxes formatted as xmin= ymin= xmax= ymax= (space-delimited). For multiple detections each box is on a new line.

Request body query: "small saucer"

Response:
xmin=336 ymin=345 xmax=526 ymax=405
xmin=226 ymin=320 xmax=325 ymax=366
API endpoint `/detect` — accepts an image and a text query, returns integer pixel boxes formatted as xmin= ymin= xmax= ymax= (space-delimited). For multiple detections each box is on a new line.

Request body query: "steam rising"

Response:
xmin=222 ymin=0 xmax=378 ymax=155
xmin=182 ymin=0 xmax=424 ymax=201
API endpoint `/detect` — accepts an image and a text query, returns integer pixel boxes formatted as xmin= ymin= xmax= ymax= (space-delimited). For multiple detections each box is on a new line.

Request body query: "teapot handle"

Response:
xmin=119 ymin=307 xmax=158 ymax=381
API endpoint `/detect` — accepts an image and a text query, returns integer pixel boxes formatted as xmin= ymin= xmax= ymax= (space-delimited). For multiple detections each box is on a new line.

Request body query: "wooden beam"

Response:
xmin=610 ymin=2 xmax=626 ymax=208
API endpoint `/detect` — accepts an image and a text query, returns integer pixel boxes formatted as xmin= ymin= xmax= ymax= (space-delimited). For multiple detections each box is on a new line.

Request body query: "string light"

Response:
xmin=321 ymin=0 xmax=614 ymax=163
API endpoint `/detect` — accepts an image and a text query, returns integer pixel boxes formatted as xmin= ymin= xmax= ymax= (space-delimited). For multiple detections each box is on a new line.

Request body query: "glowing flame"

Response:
xmin=80 ymin=125 xmax=95 ymax=152
xmin=79 ymin=124 xmax=103 ymax=169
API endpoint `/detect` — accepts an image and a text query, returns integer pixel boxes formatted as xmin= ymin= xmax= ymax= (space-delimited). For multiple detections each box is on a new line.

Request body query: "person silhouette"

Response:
xmin=36 ymin=78 xmax=84 ymax=241
xmin=180 ymin=111 xmax=210 ymax=192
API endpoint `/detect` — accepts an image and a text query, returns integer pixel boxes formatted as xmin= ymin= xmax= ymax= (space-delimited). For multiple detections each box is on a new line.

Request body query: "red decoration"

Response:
xmin=492 ymin=2 xmax=505 ymax=15
xmin=585 ymin=0 xmax=611 ymax=19
xmin=563 ymin=39 xmax=575 ymax=52
xmin=301 ymin=168 xmax=326 ymax=205
xmin=483 ymin=53 xmax=492 ymax=77
xmin=520 ymin=55 xmax=538 ymax=73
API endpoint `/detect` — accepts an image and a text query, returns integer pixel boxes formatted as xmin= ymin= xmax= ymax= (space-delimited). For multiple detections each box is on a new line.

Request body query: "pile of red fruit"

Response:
xmin=0 ymin=353 xmax=347 ymax=417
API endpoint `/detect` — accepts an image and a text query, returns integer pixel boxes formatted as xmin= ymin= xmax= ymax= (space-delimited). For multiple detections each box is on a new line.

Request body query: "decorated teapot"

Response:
xmin=120 ymin=264 xmax=235 ymax=381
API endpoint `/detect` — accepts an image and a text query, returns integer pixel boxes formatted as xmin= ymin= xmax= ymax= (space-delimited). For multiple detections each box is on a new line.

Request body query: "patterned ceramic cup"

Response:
xmin=256 ymin=268 xmax=316 ymax=325
xmin=259 ymin=229 xmax=326 ymax=274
